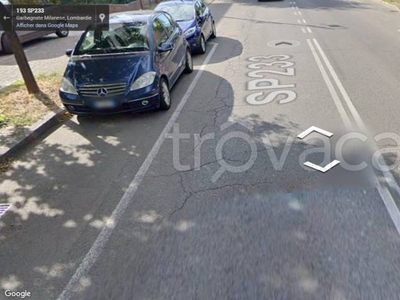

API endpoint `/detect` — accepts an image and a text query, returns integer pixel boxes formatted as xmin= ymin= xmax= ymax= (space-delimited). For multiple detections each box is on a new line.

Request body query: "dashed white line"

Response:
xmin=302 ymin=18 xmax=307 ymax=24
xmin=297 ymin=19 xmax=302 ymax=23
xmin=56 ymin=43 xmax=219 ymax=300
xmin=298 ymin=11 xmax=302 ymax=15
xmin=301 ymin=28 xmax=307 ymax=33
xmin=307 ymin=27 xmax=312 ymax=33
xmin=294 ymin=11 xmax=298 ymax=15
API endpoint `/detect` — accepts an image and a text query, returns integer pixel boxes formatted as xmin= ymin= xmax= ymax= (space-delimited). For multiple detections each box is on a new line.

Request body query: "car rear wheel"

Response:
xmin=56 ymin=29 xmax=69 ymax=38
xmin=210 ymin=21 xmax=217 ymax=39
xmin=158 ymin=78 xmax=171 ymax=110
xmin=1 ymin=34 xmax=13 ymax=54
xmin=198 ymin=35 xmax=206 ymax=54
xmin=184 ymin=48 xmax=193 ymax=73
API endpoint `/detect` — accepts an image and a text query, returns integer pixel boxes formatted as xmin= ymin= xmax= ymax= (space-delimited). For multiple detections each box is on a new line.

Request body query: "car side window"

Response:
xmin=200 ymin=1 xmax=207 ymax=13
xmin=157 ymin=14 xmax=174 ymax=37
xmin=164 ymin=13 xmax=179 ymax=34
xmin=195 ymin=1 xmax=204 ymax=17
xmin=153 ymin=18 xmax=169 ymax=46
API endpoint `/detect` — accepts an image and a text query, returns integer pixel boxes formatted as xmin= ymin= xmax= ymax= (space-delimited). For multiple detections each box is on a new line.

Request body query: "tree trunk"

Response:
xmin=0 ymin=3 xmax=40 ymax=94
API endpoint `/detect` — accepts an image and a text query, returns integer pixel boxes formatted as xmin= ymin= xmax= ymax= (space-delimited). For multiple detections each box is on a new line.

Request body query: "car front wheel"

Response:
xmin=198 ymin=35 xmax=206 ymax=54
xmin=184 ymin=48 xmax=193 ymax=73
xmin=158 ymin=78 xmax=171 ymax=110
xmin=56 ymin=29 xmax=69 ymax=38
xmin=210 ymin=21 xmax=217 ymax=39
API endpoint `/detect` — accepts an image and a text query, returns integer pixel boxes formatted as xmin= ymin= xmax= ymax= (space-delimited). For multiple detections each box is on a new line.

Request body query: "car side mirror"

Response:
xmin=158 ymin=42 xmax=173 ymax=52
xmin=65 ymin=49 xmax=73 ymax=57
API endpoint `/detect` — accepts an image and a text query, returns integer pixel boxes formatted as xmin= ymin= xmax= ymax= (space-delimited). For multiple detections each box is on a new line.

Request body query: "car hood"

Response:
xmin=66 ymin=53 xmax=152 ymax=87
xmin=177 ymin=19 xmax=196 ymax=32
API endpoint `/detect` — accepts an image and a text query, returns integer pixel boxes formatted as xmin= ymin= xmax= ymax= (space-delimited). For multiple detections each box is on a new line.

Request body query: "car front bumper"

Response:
xmin=60 ymin=85 xmax=160 ymax=115
xmin=186 ymin=34 xmax=201 ymax=52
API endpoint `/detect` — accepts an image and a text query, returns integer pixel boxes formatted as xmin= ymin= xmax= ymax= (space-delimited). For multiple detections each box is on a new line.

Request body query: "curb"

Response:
xmin=0 ymin=109 xmax=67 ymax=164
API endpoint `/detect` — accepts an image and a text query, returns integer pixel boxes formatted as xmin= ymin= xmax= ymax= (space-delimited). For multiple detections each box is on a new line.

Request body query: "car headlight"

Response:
xmin=184 ymin=27 xmax=196 ymax=38
xmin=130 ymin=72 xmax=156 ymax=91
xmin=60 ymin=77 xmax=78 ymax=95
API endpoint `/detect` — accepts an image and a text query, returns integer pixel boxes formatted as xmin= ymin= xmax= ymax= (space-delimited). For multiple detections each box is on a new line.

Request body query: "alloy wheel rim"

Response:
xmin=187 ymin=51 xmax=193 ymax=69
xmin=162 ymin=82 xmax=170 ymax=105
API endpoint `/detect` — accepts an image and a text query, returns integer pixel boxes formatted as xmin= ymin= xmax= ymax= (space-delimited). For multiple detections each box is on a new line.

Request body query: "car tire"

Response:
xmin=56 ymin=28 xmax=69 ymax=38
xmin=210 ymin=21 xmax=217 ymax=39
xmin=158 ymin=78 xmax=171 ymax=110
xmin=198 ymin=35 xmax=206 ymax=54
xmin=1 ymin=34 xmax=13 ymax=54
xmin=184 ymin=48 xmax=193 ymax=74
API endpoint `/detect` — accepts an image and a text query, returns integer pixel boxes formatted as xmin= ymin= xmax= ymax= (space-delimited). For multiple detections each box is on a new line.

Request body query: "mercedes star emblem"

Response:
xmin=97 ymin=88 xmax=108 ymax=97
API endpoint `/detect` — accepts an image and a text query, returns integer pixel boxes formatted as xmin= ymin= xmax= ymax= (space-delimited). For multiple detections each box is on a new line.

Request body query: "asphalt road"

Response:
xmin=0 ymin=31 xmax=82 ymax=89
xmin=2 ymin=0 xmax=400 ymax=299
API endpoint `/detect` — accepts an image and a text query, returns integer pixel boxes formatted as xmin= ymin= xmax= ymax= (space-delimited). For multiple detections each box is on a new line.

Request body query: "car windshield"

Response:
xmin=75 ymin=21 xmax=150 ymax=55
xmin=157 ymin=3 xmax=194 ymax=22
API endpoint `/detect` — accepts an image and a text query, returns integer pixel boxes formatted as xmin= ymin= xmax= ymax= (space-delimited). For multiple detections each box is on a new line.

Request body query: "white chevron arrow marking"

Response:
xmin=297 ymin=126 xmax=333 ymax=139
xmin=304 ymin=160 xmax=340 ymax=173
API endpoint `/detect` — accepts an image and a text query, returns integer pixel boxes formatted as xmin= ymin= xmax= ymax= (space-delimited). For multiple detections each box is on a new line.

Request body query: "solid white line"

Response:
xmin=302 ymin=18 xmax=307 ymax=24
xmin=306 ymin=39 xmax=353 ymax=129
xmin=307 ymin=27 xmax=312 ymax=33
xmin=377 ymin=185 xmax=400 ymax=235
xmin=311 ymin=38 xmax=400 ymax=236
xmin=312 ymin=39 xmax=365 ymax=130
xmin=56 ymin=43 xmax=219 ymax=300
xmin=301 ymin=28 xmax=307 ymax=33
xmin=313 ymin=39 xmax=400 ymax=197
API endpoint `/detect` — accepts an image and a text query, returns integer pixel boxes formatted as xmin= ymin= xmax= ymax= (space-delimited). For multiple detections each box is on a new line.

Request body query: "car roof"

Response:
xmin=156 ymin=0 xmax=195 ymax=6
xmin=109 ymin=10 xmax=155 ymax=24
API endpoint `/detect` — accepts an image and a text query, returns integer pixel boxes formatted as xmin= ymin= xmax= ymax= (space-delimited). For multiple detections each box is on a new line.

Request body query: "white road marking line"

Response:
xmin=292 ymin=6 xmax=295 ymax=9
xmin=307 ymin=27 xmax=312 ymax=33
xmin=297 ymin=19 xmax=302 ymax=23
xmin=301 ymin=28 xmax=307 ymax=33
xmin=295 ymin=6 xmax=299 ymax=9
xmin=377 ymin=184 xmax=400 ymax=236
xmin=56 ymin=43 xmax=219 ymax=300
xmin=310 ymin=38 xmax=400 ymax=237
xmin=294 ymin=11 xmax=298 ymax=15
xmin=306 ymin=39 xmax=352 ymax=129
xmin=302 ymin=18 xmax=307 ymax=24
xmin=313 ymin=37 xmax=400 ymax=198
xmin=298 ymin=11 xmax=302 ymax=15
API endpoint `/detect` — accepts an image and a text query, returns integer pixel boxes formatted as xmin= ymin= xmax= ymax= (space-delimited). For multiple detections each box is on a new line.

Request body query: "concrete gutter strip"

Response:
xmin=0 ymin=109 xmax=67 ymax=164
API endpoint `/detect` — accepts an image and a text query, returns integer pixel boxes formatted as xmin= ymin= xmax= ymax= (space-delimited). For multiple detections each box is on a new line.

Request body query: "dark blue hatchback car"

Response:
xmin=59 ymin=11 xmax=193 ymax=115
xmin=155 ymin=0 xmax=216 ymax=54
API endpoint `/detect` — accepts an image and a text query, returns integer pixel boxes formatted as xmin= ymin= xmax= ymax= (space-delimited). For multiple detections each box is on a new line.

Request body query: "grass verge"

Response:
xmin=0 ymin=73 xmax=63 ymax=129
